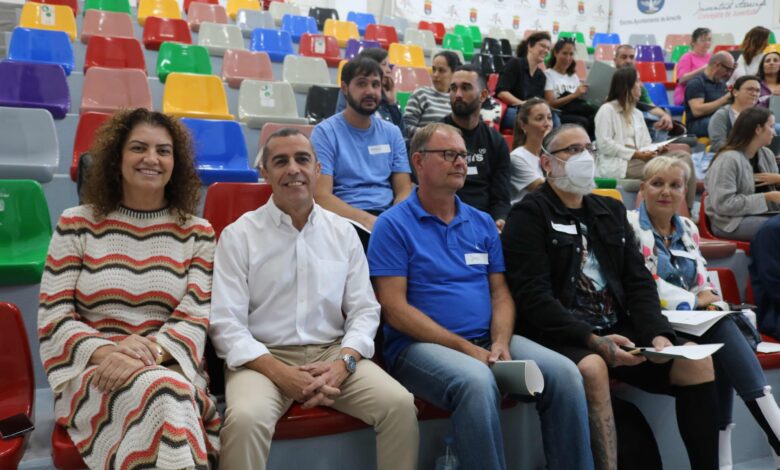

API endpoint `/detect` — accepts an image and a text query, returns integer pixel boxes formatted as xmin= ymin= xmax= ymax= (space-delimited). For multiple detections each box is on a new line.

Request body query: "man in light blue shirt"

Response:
xmin=312 ymin=57 xmax=412 ymax=231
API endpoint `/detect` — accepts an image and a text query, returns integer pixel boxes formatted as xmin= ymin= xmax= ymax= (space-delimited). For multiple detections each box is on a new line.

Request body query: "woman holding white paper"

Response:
xmin=594 ymin=67 xmax=696 ymax=210
xmin=628 ymin=156 xmax=780 ymax=469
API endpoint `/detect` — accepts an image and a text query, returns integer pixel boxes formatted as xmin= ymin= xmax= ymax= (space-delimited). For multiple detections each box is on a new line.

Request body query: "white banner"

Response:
xmin=388 ymin=0 xmax=610 ymax=43
xmin=610 ymin=0 xmax=780 ymax=47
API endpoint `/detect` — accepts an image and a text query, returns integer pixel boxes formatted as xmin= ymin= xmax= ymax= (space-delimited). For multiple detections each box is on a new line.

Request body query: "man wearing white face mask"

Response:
xmin=501 ymin=124 xmax=720 ymax=470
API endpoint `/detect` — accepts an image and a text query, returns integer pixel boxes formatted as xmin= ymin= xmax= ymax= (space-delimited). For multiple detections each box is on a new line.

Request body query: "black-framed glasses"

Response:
xmin=545 ymin=143 xmax=596 ymax=155
xmin=419 ymin=148 xmax=469 ymax=163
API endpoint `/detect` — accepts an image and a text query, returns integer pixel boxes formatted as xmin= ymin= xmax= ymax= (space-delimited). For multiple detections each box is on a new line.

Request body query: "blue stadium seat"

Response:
xmin=281 ymin=14 xmax=318 ymax=43
xmin=249 ymin=28 xmax=295 ymax=62
xmin=644 ymin=82 xmax=684 ymax=116
xmin=0 ymin=60 xmax=70 ymax=118
xmin=591 ymin=32 xmax=620 ymax=48
xmin=180 ymin=118 xmax=259 ymax=184
xmin=346 ymin=11 xmax=375 ymax=36
xmin=7 ymin=27 xmax=74 ymax=76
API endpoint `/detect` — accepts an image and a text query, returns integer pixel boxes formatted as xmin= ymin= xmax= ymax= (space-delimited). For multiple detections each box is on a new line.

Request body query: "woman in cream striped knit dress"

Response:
xmin=38 ymin=109 xmax=220 ymax=469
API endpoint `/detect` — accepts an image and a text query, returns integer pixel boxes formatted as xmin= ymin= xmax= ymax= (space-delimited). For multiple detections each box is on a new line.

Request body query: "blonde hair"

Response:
xmin=642 ymin=156 xmax=690 ymax=183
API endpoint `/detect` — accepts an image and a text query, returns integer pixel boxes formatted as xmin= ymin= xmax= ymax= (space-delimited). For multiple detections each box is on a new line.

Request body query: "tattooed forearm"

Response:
xmin=589 ymin=397 xmax=618 ymax=470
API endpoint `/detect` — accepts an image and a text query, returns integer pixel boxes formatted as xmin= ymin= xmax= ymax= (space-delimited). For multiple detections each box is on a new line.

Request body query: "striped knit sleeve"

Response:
xmin=38 ymin=209 xmax=115 ymax=394
xmin=402 ymin=88 xmax=427 ymax=138
xmin=154 ymin=221 xmax=215 ymax=390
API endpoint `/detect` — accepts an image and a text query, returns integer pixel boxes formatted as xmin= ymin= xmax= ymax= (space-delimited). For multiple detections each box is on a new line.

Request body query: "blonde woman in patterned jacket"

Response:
xmin=628 ymin=156 xmax=780 ymax=470
xmin=38 ymin=108 xmax=220 ymax=469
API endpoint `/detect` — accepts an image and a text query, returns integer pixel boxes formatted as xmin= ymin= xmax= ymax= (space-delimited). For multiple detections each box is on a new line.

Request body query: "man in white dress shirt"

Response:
xmin=209 ymin=128 xmax=419 ymax=470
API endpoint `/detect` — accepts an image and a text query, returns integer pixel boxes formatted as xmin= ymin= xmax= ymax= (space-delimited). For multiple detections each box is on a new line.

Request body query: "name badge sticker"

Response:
xmin=465 ymin=253 xmax=489 ymax=265
xmin=670 ymin=249 xmax=696 ymax=260
xmin=551 ymin=222 xmax=577 ymax=235
xmin=368 ymin=144 xmax=391 ymax=155
xmin=467 ymin=166 xmax=478 ymax=175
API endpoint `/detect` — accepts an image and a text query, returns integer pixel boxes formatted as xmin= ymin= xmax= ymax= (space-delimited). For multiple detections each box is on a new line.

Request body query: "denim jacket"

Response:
xmin=502 ymin=183 xmax=676 ymax=348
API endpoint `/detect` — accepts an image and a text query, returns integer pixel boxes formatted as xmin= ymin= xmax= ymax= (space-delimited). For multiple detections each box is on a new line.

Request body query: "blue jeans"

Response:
xmin=392 ymin=335 xmax=593 ymax=470
xmin=696 ymin=316 xmax=768 ymax=428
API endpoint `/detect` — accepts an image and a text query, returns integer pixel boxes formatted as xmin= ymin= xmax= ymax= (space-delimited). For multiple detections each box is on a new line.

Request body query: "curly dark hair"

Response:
xmin=81 ymin=108 xmax=201 ymax=225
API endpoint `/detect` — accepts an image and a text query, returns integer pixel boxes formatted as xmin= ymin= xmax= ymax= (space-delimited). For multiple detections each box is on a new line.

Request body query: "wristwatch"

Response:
xmin=340 ymin=354 xmax=357 ymax=374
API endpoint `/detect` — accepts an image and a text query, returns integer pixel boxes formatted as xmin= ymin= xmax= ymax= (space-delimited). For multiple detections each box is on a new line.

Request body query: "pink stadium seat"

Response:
xmin=222 ymin=49 xmax=273 ymax=89
xmin=70 ymin=112 xmax=112 ymax=181
xmin=84 ymin=36 xmax=146 ymax=74
xmin=187 ymin=2 xmax=227 ymax=32
xmin=80 ymin=67 xmax=152 ymax=114
xmin=183 ymin=0 xmax=217 ymax=14
xmin=392 ymin=66 xmax=432 ymax=92
xmin=81 ymin=9 xmax=134 ymax=45
xmin=594 ymin=43 xmax=618 ymax=62
xmin=142 ymin=16 xmax=192 ymax=50
xmin=258 ymin=122 xmax=314 ymax=150
xmin=575 ymin=60 xmax=587 ymax=80
xmin=298 ymin=33 xmax=342 ymax=67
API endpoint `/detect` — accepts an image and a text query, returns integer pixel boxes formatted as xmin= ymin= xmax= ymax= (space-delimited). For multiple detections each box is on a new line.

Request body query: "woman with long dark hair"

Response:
xmin=495 ymin=30 xmax=551 ymax=130
xmin=758 ymin=51 xmax=780 ymax=106
xmin=729 ymin=26 xmax=771 ymax=86
xmin=708 ymin=75 xmax=762 ymax=152
xmin=543 ymin=37 xmax=596 ymax=138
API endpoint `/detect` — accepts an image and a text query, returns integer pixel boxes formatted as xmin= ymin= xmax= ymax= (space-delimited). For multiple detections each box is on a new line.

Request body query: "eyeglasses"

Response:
xmin=719 ymin=63 xmax=736 ymax=72
xmin=545 ymin=143 xmax=596 ymax=155
xmin=419 ymin=148 xmax=469 ymax=163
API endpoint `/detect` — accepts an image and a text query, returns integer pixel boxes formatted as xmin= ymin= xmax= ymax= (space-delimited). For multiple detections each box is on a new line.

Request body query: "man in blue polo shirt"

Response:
xmin=367 ymin=122 xmax=593 ymax=470
xmin=685 ymin=51 xmax=734 ymax=137
xmin=312 ymin=57 xmax=413 ymax=232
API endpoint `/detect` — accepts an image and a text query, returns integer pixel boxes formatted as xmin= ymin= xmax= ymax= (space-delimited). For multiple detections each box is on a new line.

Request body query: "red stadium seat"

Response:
xmin=418 ymin=20 xmax=445 ymax=45
xmin=84 ymin=36 xmax=146 ymax=74
xmin=70 ymin=112 xmax=112 ymax=181
xmin=298 ymin=33 xmax=342 ymax=67
xmin=713 ymin=44 xmax=740 ymax=54
xmin=0 ymin=303 xmax=34 ymax=470
xmin=51 ymin=424 xmax=85 ymax=470
xmin=142 ymin=16 xmax=192 ymax=50
xmin=698 ymin=192 xmax=751 ymax=254
xmin=203 ymin=182 xmax=273 ymax=239
xmin=487 ymin=73 xmax=499 ymax=94
xmin=636 ymin=61 xmax=674 ymax=90
xmin=708 ymin=268 xmax=740 ymax=304
xmin=364 ymin=23 xmax=398 ymax=50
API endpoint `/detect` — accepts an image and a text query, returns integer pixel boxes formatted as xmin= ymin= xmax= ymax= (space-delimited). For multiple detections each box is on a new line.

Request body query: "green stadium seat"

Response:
xmin=0 ymin=180 xmax=52 ymax=285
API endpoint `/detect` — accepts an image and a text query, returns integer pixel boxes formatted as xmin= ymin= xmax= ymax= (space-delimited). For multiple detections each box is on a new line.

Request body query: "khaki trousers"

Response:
xmin=219 ymin=342 xmax=419 ymax=470
xmin=626 ymin=151 xmax=697 ymax=210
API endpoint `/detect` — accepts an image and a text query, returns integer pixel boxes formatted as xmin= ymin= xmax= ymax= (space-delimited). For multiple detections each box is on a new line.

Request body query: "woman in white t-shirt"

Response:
xmin=509 ymin=98 xmax=553 ymax=204
xmin=544 ymin=38 xmax=597 ymax=138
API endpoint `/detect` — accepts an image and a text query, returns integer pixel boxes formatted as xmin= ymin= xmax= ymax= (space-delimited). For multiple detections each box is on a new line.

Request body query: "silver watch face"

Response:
xmin=343 ymin=354 xmax=357 ymax=373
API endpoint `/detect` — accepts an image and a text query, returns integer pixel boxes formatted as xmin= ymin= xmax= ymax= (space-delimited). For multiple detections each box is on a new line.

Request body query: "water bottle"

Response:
xmin=434 ymin=435 xmax=459 ymax=470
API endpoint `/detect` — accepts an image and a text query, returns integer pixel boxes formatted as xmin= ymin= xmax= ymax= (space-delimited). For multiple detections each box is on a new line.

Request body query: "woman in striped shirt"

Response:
xmin=403 ymin=50 xmax=462 ymax=138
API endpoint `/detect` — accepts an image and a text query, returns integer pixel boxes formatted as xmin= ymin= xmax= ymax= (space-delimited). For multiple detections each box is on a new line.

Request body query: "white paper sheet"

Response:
xmin=758 ymin=342 xmax=780 ymax=354
xmin=640 ymin=343 xmax=724 ymax=360
xmin=491 ymin=360 xmax=544 ymax=396
xmin=661 ymin=310 xmax=732 ymax=336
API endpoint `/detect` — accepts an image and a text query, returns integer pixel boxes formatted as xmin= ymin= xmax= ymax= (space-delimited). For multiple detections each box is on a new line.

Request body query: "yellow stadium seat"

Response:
xmin=388 ymin=43 xmax=425 ymax=68
xmin=226 ymin=0 xmax=260 ymax=20
xmin=323 ymin=19 xmax=359 ymax=48
xmin=765 ymin=44 xmax=780 ymax=54
xmin=163 ymin=72 xmax=233 ymax=120
xmin=19 ymin=2 xmax=77 ymax=41
xmin=136 ymin=0 xmax=181 ymax=26
xmin=591 ymin=188 xmax=623 ymax=201
xmin=335 ymin=59 xmax=347 ymax=85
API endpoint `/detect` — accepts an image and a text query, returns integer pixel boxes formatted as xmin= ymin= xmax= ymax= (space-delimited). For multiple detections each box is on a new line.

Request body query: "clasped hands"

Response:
xmin=91 ymin=334 xmax=163 ymax=393
xmin=276 ymin=359 xmax=351 ymax=409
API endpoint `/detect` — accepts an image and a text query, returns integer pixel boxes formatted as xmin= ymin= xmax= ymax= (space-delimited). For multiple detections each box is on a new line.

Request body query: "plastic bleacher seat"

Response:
xmin=636 ymin=61 xmax=673 ymax=90
xmin=343 ymin=38 xmax=380 ymax=60
xmin=644 ymin=82 xmax=684 ymax=116
xmin=298 ymin=33 xmax=341 ymax=67
xmin=203 ymin=182 xmax=273 ymax=238
xmin=309 ymin=7 xmax=338 ymax=31
xmin=249 ymin=28 xmax=294 ymax=63
xmin=258 ymin=122 xmax=313 ymax=151
xmin=452 ymin=25 xmax=474 ymax=49
xmin=335 ymin=59 xmax=348 ymax=84
xmin=346 ymin=11 xmax=375 ymax=36
xmin=35 ymin=0 xmax=78 ymax=15
xmin=183 ymin=0 xmax=217 ymax=14
xmin=379 ymin=15 xmax=407 ymax=41
xmin=487 ymin=73 xmax=499 ymax=94
xmin=156 ymin=42 xmax=211 ymax=83
xmin=0 ymin=107 xmax=58 ymax=183
xmin=238 ymin=79 xmax=307 ymax=128
xmin=268 ymin=1 xmax=300 ymax=26
xmin=664 ymin=34 xmax=691 ymax=57
xmin=591 ymin=32 xmax=619 ymax=48
xmin=635 ymin=44 xmax=664 ymax=63
xmin=765 ymin=44 xmax=780 ymax=54
xmin=0 ymin=60 xmax=70 ymax=119
xmin=418 ymin=20 xmax=445 ymax=45
xmin=442 ymin=32 xmax=473 ymax=61
xmin=282 ymin=55 xmax=333 ymax=93
xmin=84 ymin=36 xmax=145 ymax=74
xmin=403 ymin=27 xmax=436 ymax=56
xmin=236 ymin=9 xmax=274 ymax=37
xmin=388 ymin=43 xmax=425 ymax=69
xmin=226 ymin=0 xmax=259 ymax=21
xmin=70 ymin=111 xmax=111 ymax=181
xmin=187 ymin=2 xmax=227 ymax=32
xmin=81 ymin=9 xmax=134 ymax=44
xmin=51 ymin=424 xmax=85 ymax=469
xmin=392 ymin=66 xmax=432 ymax=92
xmin=222 ymin=49 xmax=272 ymax=89
xmin=558 ymin=31 xmax=586 ymax=45
xmin=136 ymin=0 xmax=181 ymax=26
xmin=304 ymin=84 xmax=340 ymax=124
xmin=698 ymin=192 xmax=751 ymax=255
xmin=0 ymin=180 xmax=52 ymax=284
xmin=711 ymin=32 xmax=736 ymax=48
xmin=628 ymin=33 xmax=657 ymax=46
xmin=396 ymin=90 xmax=410 ymax=113
xmin=8 ymin=27 xmax=74 ymax=76
xmin=323 ymin=19 xmax=359 ymax=48
xmin=364 ymin=23 xmax=398 ymax=50
xmin=0 ymin=302 xmax=34 ymax=468
xmin=468 ymin=25 xmax=482 ymax=49
xmin=80 ymin=66 xmax=151 ymax=114
xmin=163 ymin=72 xmax=233 ymax=120
xmin=83 ymin=0 xmax=131 ymax=16
xmin=197 ymin=22 xmax=244 ymax=56
xmin=281 ymin=14 xmax=318 ymax=43
xmin=19 ymin=2 xmax=77 ymax=41
xmin=594 ymin=43 xmax=618 ymax=62
xmin=592 ymin=188 xmax=623 ymax=201
xmin=142 ymin=16 xmax=191 ymax=50
xmin=670 ymin=44 xmax=689 ymax=63
xmin=181 ymin=118 xmax=258 ymax=184
xmin=471 ymin=54 xmax=507 ymax=77
xmin=713 ymin=44 xmax=740 ymax=54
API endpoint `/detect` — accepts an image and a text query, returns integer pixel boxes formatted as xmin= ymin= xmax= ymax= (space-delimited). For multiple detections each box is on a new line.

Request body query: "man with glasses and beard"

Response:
xmin=442 ymin=65 xmax=511 ymax=231
xmin=311 ymin=57 xmax=413 ymax=233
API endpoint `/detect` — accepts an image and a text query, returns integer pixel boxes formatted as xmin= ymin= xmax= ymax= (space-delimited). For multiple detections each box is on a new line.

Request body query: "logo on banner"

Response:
xmin=589 ymin=26 xmax=596 ymax=39
xmin=470 ymin=8 xmax=478 ymax=23
xmin=578 ymin=1 xmax=585 ymax=14
xmin=512 ymin=15 xmax=520 ymax=29
xmin=424 ymin=0 xmax=431 ymax=15
xmin=637 ymin=0 xmax=664 ymax=14
xmin=539 ymin=0 xmax=546 ymax=9
xmin=552 ymin=20 xmax=559 ymax=34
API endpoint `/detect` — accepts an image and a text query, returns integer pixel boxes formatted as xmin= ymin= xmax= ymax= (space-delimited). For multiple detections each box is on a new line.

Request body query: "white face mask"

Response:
xmin=548 ymin=150 xmax=596 ymax=195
